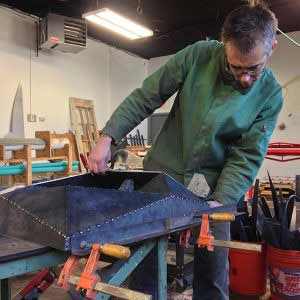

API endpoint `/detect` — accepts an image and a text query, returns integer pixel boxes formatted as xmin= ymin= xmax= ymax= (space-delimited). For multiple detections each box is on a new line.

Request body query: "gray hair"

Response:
xmin=221 ymin=2 xmax=278 ymax=56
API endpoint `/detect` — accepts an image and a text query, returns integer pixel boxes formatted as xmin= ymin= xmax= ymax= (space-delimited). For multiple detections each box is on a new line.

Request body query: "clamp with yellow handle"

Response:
xmin=197 ymin=213 xmax=262 ymax=252
xmin=79 ymin=241 xmax=131 ymax=259
xmin=209 ymin=212 xmax=236 ymax=222
xmin=59 ymin=242 xmax=151 ymax=300
xmin=99 ymin=243 xmax=131 ymax=259
xmin=193 ymin=212 xmax=244 ymax=222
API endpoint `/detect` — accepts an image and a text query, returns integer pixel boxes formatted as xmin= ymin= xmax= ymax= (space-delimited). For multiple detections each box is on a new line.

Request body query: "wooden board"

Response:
xmin=24 ymin=145 xmax=32 ymax=186
xmin=69 ymin=98 xmax=99 ymax=171
xmin=35 ymin=131 xmax=78 ymax=162
xmin=0 ymin=145 xmax=4 ymax=160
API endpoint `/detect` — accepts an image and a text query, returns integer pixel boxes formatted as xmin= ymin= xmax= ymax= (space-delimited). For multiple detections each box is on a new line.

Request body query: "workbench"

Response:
xmin=0 ymin=235 xmax=168 ymax=300
xmin=0 ymin=235 xmax=66 ymax=300
xmin=0 ymin=171 xmax=239 ymax=300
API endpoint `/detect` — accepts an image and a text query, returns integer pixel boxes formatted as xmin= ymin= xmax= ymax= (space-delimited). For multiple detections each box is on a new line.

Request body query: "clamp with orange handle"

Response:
xmin=57 ymin=255 xmax=80 ymax=291
xmin=198 ymin=213 xmax=214 ymax=251
xmin=58 ymin=243 xmax=131 ymax=299
xmin=76 ymin=244 xmax=101 ymax=299
xmin=197 ymin=213 xmax=262 ymax=252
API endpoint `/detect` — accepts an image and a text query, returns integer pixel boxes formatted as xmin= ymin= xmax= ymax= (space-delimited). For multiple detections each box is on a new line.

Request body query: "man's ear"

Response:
xmin=267 ymin=39 xmax=278 ymax=59
xmin=272 ymin=39 xmax=278 ymax=51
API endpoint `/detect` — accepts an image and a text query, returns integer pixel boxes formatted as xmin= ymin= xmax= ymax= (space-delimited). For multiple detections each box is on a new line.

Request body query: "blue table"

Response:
xmin=0 ymin=235 xmax=66 ymax=300
xmin=0 ymin=235 xmax=168 ymax=300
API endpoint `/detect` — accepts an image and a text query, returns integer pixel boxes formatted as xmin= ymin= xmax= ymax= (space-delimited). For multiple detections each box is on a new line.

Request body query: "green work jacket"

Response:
xmin=102 ymin=40 xmax=283 ymax=205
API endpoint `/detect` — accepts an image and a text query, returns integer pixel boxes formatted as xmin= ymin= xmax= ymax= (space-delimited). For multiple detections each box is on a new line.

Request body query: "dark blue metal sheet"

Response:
xmin=0 ymin=171 xmax=213 ymax=254
xmin=70 ymin=193 xmax=209 ymax=253
xmin=65 ymin=186 xmax=166 ymax=235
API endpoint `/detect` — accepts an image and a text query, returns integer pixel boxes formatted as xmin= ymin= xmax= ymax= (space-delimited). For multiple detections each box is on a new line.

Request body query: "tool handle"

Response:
xmin=209 ymin=213 xmax=235 ymax=222
xmin=79 ymin=153 xmax=89 ymax=172
xmin=99 ymin=244 xmax=131 ymax=259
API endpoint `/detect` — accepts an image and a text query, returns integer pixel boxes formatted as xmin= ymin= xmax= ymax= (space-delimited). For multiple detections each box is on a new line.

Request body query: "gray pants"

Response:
xmin=193 ymin=221 xmax=230 ymax=300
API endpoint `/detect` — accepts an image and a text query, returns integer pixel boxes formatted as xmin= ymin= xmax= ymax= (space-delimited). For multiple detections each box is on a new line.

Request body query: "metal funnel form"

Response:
xmin=0 ymin=171 xmax=212 ymax=254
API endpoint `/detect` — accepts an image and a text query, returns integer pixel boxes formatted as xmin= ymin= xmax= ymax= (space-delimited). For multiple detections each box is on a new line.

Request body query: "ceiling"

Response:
xmin=0 ymin=0 xmax=299 ymax=59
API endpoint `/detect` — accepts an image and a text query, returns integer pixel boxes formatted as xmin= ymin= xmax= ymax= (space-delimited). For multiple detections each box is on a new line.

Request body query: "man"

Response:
xmin=88 ymin=2 xmax=282 ymax=299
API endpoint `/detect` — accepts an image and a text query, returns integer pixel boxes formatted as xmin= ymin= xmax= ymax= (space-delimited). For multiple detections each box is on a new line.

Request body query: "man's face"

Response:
xmin=225 ymin=42 xmax=269 ymax=91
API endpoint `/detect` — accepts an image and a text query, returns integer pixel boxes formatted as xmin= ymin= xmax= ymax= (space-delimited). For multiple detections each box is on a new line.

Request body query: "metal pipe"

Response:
xmin=31 ymin=161 xmax=78 ymax=168
xmin=5 ymin=145 xmax=45 ymax=151
xmin=0 ymin=165 xmax=79 ymax=175
xmin=0 ymin=138 xmax=44 ymax=145
xmin=268 ymin=143 xmax=300 ymax=148
xmin=32 ymin=166 xmax=79 ymax=173
xmin=0 ymin=161 xmax=78 ymax=169
xmin=267 ymin=149 xmax=300 ymax=156
xmin=1 ymin=139 xmax=69 ymax=151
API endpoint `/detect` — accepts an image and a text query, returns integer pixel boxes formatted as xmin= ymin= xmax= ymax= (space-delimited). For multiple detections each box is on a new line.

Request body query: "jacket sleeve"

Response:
xmin=101 ymin=43 xmax=200 ymax=143
xmin=211 ymin=89 xmax=283 ymax=205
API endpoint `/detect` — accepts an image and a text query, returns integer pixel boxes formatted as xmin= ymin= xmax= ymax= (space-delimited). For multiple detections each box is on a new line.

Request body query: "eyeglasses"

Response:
xmin=229 ymin=63 xmax=265 ymax=76
xmin=225 ymin=57 xmax=267 ymax=77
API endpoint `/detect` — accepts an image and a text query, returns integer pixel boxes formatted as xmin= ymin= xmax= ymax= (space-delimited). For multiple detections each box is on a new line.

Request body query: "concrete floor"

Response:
xmin=10 ymin=272 xmax=267 ymax=300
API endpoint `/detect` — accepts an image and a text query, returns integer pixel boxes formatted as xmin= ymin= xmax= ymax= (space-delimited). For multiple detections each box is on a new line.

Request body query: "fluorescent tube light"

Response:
xmin=83 ymin=8 xmax=153 ymax=40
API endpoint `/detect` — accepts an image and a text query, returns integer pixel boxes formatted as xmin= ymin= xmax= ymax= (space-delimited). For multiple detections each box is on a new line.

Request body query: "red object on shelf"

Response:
xmin=266 ymin=142 xmax=300 ymax=162
xmin=179 ymin=229 xmax=191 ymax=248
xmin=268 ymin=142 xmax=300 ymax=148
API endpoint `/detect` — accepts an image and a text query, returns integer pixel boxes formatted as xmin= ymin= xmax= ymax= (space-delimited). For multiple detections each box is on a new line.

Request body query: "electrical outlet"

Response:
xmin=27 ymin=114 xmax=37 ymax=122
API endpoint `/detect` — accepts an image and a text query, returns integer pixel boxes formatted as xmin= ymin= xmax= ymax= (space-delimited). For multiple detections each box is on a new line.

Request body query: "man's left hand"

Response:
xmin=207 ymin=200 xmax=223 ymax=208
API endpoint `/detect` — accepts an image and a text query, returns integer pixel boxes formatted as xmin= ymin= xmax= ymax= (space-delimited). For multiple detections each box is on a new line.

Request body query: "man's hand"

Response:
xmin=207 ymin=200 xmax=223 ymax=208
xmin=88 ymin=135 xmax=112 ymax=174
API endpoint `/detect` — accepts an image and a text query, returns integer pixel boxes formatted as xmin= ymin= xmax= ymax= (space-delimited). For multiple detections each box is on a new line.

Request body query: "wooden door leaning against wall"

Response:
xmin=69 ymin=97 xmax=99 ymax=171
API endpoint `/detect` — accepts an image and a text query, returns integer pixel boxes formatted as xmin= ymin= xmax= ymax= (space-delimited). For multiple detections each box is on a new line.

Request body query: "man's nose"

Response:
xmin=239 ymin=73 xmax=252 ymax=84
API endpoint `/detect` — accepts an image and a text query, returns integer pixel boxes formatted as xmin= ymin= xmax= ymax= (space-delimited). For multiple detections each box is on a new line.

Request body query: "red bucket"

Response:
xmin=267 ymin=245 xmax=300 ymax=299
xmin=229 ymin=243 xmax=266 ymax=296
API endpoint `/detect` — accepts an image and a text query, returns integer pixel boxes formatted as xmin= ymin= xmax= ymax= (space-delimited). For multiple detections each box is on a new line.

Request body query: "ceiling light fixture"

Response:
xmin=83 ymin=8 xmax=153 ymax=40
